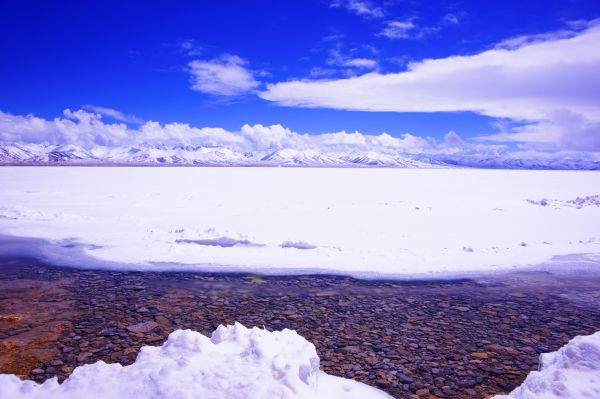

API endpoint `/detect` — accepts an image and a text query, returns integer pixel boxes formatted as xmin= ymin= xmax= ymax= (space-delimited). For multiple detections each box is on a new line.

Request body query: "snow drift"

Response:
xmin=0 ymin=323 xmax=391 ymax=399
xmin=493 ymin=331 xmax=600 ymax=399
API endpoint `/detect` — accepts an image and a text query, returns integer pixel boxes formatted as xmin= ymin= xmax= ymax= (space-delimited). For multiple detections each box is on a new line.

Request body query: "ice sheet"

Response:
xmin=0 ymin=167 xmax=599 ymax=277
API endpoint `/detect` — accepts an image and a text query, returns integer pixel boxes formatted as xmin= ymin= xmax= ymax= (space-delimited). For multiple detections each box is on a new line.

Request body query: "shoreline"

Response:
xmin=1 ymin=257 xmax=600 ymax=398
xmin=2 ymin=233 xmax=600 ymax=282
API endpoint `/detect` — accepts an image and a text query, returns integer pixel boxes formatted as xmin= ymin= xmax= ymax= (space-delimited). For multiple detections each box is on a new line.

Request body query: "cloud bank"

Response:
xmin=260 ymin=20 xmax=600 ymax=151
xmin=0 ymin=109 xmax=430 ymax=153
xmin=1 ymin=108 xmax=598 ymax=169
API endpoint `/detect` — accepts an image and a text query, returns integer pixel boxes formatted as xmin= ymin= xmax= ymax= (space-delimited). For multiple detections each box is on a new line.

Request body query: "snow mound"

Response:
xmin=493 ymin=330 xmax=600 ymax=399
xmin=0 ymin=323 xmax=391 ymax=399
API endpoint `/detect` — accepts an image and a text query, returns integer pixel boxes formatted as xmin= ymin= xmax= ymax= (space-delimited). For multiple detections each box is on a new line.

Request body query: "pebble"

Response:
xmin=127 ymin=321 xmax=158 ymax=334
xmin=1 ymin=260 xmax=600 ymax=399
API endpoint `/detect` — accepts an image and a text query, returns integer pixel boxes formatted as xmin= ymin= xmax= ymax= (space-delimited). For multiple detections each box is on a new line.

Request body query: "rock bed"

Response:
xmin=1 ymin=258 xmax=600 ymax=399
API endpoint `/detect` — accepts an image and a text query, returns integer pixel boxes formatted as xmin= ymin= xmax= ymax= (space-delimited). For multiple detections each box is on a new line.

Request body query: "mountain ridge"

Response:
xmin=1 ymin=142 xmax=599 ymax=170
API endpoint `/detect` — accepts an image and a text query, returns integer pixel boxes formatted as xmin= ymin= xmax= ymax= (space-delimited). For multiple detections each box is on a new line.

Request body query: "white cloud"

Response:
xmin=180 ymin=40 xmax=202 ymax=56
xmin=0 ymin=108 xmax=429 ymax=154
xmin=330 ymin=0 xmax=384 ymax=18
xmin=188 ymin=55 xmax=260 ymax=96
xmin=0 ymin=109 xmax=131 ymax=148
xmin=0 ymin=109 xmax=242 ymax=149
xmin=442 ymin=13 xmax=460 ymax=26
xmin=240 ymin=124 xmax=307 ymax=150
xmin=260 ymin=20 xmax=600 ymax=150
xmin=379 ymin=14 xmax=460 ymax=40
xmin=493 ymin=25 xmax=584 ymax=50
xmin=340 ymin=57 xmax=378 ymax=69
xmin=378 ymin=20 xmax=417 ymax=39
xmin=309 ymin=67 xmax=340 ymax=78
xmin=0 ymin=111 xmax=63 ymax=145
xmin=476 ymin=111 xmax=600 ymax=151
xmin=327 ymin=49 xmax=378 ymax=69
xmin=137 ymin=121 xmax=244 ymax=148
xmin=442 ymin=131 xmax=463 ymax=148
xmin=82 ymin=105 xmax=144 ymax=124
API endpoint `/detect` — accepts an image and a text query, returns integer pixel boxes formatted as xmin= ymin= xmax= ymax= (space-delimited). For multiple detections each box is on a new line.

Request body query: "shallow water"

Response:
xmin=1 ymin=256 xmax=600 ymax=398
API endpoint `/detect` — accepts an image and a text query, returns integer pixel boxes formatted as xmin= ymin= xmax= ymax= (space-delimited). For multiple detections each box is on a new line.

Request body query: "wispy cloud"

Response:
xmin=442 ymin=13 xmax=460 ymax=26
xmin=188 ymin=55 xmax=260 ymax=96
xmin=308 ymin=67 xmax=340 ymax=78
xmin=493 ymin=23 xmax=586 ymax=50
xmin=179 ymin=40 xmax=203 ymax=56
xmin=330 ymin=0 xmax=384 ymax=18
xmin=309 ymin=37 xmax=379 ymax=78
xmin=327 ymin=48 xmax=378 ymax=69
xmin=82 ymin=105 xmax=144 ymax=124
xmin=260 ymin=19 xmax=600 ymax=151
xmin=378 ymin=20 xmax=418 ymax=39
xmin=379 ymin=12 xmax=462 ymax=41
xmin=378 ymin=18 xmax=444 ymax=40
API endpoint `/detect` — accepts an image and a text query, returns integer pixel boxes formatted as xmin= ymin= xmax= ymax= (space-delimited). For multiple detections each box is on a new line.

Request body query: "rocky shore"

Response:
xmin=1 ymin=258 xmax=600 ymax=399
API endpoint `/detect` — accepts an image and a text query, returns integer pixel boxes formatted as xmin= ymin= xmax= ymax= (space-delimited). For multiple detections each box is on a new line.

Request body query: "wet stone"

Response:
xmin=1 ymin=259 xmax=600 ymax=399
xmin=127 ymin=321 xmax=158 ymax=334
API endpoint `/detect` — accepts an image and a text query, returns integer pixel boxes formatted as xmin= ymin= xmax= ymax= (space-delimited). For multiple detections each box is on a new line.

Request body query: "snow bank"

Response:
xmin=493 ymin=331 xmax=600 ymax=399
xmin=0 ymin=323 xmax=391 ymax=399
xmin=0 ymin=167 xmax=599 ymax=277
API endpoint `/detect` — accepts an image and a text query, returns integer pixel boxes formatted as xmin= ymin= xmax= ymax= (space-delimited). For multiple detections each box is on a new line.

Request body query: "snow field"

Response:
xmin=0 ymin=167 xmax=599 ymax=277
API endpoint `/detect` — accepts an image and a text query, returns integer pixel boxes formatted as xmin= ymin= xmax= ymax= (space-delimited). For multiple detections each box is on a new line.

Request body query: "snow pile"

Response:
xmin=493 ymin=331 xmax=600 ymax=399
xmin=0 ymin=323 xmax=391 ymax=399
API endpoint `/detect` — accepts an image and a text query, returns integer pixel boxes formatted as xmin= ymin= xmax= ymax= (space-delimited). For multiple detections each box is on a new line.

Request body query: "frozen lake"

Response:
xmin=0 ymin=167 xmax=599 ymax=277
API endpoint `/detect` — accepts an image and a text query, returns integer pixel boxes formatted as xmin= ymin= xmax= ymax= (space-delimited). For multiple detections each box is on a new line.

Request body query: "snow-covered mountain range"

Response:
xmin=1 ymin=142 xmax=599 ymax=169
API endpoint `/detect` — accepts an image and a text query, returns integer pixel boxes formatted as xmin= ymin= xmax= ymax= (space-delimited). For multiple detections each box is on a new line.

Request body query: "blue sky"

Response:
xmin=0 ymin=0 xmax=599 ymax=152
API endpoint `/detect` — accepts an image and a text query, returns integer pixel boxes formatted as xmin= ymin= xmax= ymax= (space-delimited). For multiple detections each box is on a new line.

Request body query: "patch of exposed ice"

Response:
xmin=0 ymin=323 xmax=391 ymax=399
xmin=170 ymin=228 xmax=266 ymax=248
xmin=56 ymin=238 xmax=103 ymax=250
xmin=493 ymin=330 xmax=600 ymax=399
xmin=176 ymin=237 xmax=265 ymax=247
xmin=281 ymin=241 xmax=318 ymax=250
xmin=526 ymin=195 xmax=600 ymax=209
